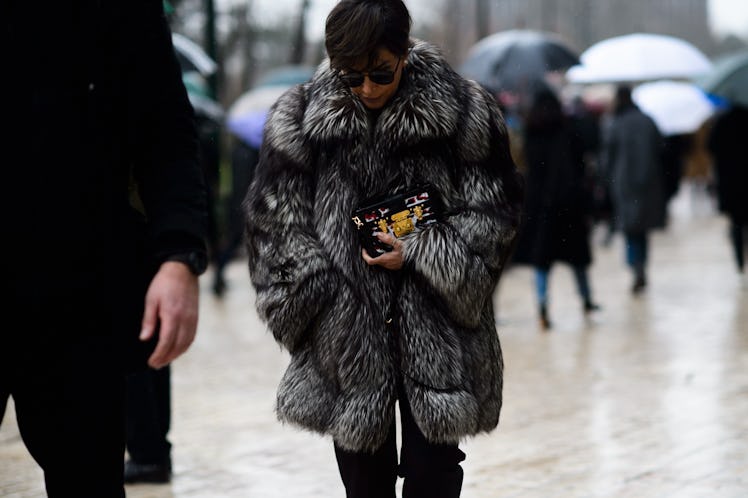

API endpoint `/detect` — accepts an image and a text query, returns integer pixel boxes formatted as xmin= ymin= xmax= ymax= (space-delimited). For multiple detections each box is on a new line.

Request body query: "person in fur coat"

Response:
xmin=244 ymin=1 xmax=523 ymax=496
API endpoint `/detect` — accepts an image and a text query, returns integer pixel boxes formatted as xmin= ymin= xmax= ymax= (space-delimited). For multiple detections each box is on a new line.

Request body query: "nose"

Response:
xmin=360 ymin=77 xmax=377 ymax=96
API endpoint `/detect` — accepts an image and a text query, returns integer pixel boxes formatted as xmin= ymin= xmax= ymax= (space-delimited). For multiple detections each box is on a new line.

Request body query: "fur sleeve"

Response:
xmin=402 ymin=84 xmax=523 ymax=327
xmin=243 ymin=86 xmax=338 ymax=352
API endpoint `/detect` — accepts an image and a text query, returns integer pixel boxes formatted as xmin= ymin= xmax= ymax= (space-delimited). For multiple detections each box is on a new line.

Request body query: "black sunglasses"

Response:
xmin=339 ymin=58 xmax=402 ymax=87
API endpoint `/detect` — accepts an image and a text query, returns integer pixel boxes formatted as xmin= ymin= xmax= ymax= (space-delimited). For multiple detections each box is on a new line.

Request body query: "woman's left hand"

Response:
xmin=362 ymin=232 xmax=404 ymax=270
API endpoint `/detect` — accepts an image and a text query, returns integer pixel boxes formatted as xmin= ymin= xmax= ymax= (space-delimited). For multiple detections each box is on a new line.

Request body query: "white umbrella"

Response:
xmin=566 ymin=33 xmax=712 ymax=84
xmin=632 ymin=80 xmax=716 ymax=135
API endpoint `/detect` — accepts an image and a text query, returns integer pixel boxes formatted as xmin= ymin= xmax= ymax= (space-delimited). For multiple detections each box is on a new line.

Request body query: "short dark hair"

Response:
xmin=325 ymin=0 xmax=411 ymax=70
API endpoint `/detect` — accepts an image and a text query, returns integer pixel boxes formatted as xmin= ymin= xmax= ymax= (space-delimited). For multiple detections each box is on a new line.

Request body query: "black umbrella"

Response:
xmin=459 ymin=29 xmax=579 ymax=92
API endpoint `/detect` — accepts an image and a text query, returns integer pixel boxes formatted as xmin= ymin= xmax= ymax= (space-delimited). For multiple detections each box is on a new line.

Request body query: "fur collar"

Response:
xmin=301 ymin=40 xmax=462 ymax=148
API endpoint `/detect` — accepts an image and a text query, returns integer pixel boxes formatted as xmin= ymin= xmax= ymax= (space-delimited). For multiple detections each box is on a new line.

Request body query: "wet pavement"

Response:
xmin=2 ymin=185 xmax=747 ymax=497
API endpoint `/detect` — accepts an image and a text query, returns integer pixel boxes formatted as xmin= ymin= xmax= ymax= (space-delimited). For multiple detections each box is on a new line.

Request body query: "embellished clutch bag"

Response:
xmin=351 ymin=185 xmax=443 ymax=256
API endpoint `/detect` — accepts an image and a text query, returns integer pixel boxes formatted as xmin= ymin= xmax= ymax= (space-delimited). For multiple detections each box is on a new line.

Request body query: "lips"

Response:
xmin=360 ymin=95 xmax=382 ymax=108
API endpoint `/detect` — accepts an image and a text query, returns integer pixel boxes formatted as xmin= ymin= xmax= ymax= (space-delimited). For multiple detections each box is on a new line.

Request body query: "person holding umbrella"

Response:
xmin=600 ymin=85 xmax=667 ymax=294
xmin=243 ymin=0 xmax=524 ymax=496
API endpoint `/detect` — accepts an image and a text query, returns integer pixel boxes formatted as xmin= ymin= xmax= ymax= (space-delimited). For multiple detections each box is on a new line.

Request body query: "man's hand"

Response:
xmin=362 ymin=232 xmax=405 ymax=270
xmin=140 ymin=261 xmax=200 ymax=369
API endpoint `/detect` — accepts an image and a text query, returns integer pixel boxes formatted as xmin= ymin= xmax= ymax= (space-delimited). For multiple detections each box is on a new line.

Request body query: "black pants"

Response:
xmin=334 ymin=386 xmax=466 ymax=498
xmin=0 ymin=335 xmax=126 ymax=498
xmin=125 ymin=365 xmax=172 ymax=465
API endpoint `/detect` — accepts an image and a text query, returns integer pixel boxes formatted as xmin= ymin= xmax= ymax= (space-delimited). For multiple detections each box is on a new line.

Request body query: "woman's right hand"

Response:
xmin=361 ymin=232 xmax=404 ymax=270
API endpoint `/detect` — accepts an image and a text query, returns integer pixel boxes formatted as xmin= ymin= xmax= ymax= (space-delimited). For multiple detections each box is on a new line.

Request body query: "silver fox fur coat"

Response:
xmin=244 ymin=40 xmax=523 ymax=452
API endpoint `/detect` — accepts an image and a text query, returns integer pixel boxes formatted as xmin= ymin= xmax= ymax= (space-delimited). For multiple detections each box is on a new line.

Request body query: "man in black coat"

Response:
xmin=1 ymin=2 xmax=208 ymax=496
xmin=708 ymin=104 xmax=748 ymax=273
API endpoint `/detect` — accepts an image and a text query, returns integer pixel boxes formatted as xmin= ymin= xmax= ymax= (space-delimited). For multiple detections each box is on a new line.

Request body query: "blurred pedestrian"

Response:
xmin=661 ymin=133 xmax=690 ymax=208
xmin=567 ymin=94 xmax=602 ymax=162
xmin=1 ymin=2 xmax=208 ymax=497
xmin=600 ymin=85 xmax=667 ymax=294
xmin=212 ymin=137 xmax=260 ymax=296
xmin=569 ymin=95 xmax=616 ymax=245
xmin=595 ymin=111 xmax=619 ymax=246
xmin=197 ymin=111 xmax=224 ymax=266
xmin=707 ymin=104 xmax=748 ymax=274
xmin=513 ymin=87 xmax=600 ymax=329
xmin=496 ymin=89 xmax=527 ymax=174
xmin=243 ymin=0 xmax=523 ymax=496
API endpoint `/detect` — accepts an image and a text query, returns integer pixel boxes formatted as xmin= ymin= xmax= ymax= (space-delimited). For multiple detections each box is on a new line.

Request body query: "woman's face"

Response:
xmin=341 ymin=48 xmax=406 ymax=110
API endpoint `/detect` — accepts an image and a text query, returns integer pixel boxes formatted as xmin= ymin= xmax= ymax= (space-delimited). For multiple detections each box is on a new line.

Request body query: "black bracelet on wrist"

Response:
xmin=164 ymin=251 xmax=208 ymax=276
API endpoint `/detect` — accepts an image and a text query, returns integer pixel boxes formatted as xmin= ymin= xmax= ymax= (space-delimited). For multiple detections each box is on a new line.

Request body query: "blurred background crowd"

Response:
xmin=164 ymin=0 xmax=747 ymax=302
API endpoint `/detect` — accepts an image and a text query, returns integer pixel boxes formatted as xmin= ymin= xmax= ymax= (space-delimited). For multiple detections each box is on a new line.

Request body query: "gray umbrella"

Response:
xmin=459 ymin=29 xmax=579 ymax=93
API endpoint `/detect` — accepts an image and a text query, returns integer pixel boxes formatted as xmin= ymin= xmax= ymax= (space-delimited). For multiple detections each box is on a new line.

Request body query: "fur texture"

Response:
xmin=244 ymin=39 xmax=523 ymax=452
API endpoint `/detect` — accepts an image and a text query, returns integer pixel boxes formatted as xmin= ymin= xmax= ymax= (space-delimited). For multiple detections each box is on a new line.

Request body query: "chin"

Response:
xmin=359 ymin=96 xmax=385 ymax=109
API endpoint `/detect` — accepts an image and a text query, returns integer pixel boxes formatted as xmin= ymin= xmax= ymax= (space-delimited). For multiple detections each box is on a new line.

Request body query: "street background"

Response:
xmin=2 ymin=186 xmax=746 ymax=498
xmin=2 ymin=1 xmax=748 ymax=496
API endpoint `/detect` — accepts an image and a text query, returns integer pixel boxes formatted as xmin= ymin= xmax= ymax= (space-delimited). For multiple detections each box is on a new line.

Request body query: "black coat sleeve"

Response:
xmin=127 ymin=0 xmax=208 ymax=259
